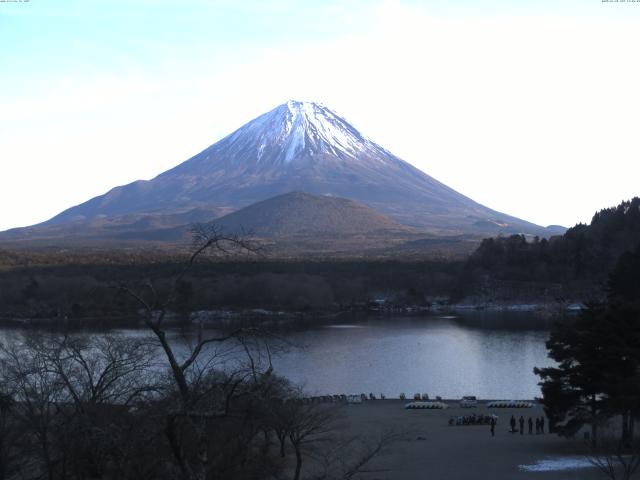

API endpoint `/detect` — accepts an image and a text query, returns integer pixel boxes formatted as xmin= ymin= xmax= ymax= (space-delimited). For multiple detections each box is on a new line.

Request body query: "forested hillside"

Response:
xmin=1 ymin=198 xmax=639 ymax=323
xmin=463 ymin=197 xmax=640 ymax=301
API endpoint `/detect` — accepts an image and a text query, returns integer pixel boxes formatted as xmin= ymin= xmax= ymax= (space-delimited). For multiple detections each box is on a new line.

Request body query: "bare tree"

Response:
xmin=0 ymin=332 xmax=159 ymax=480
xmin=286 ymin=403 xmax=340 ymax=480
xmin=586 ymin=425 xmax=640 ymax=480
xmin=272 ymin=395 xmax=403 ymax=480
xmin=118 ymin=223 xmax=260 ymax=402
xmin=1 ymin=336 xmax=68 ymax=480
xmin=117 ymin=223 xmax=282 ymax=480
xmin=35 ymin=334 xmax=157 ymax=409
xmin=0 ymin=390 xmax=21 ymax=480
xmin=310 ymin=429 xmax=403 ymax=480
xmin=0 ymin=223 xmax=397 ymax=480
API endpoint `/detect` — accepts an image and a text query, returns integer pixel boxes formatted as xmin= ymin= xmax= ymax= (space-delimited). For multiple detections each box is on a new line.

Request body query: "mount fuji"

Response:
xmin=1 ymin=100 xmax=563 ymax=249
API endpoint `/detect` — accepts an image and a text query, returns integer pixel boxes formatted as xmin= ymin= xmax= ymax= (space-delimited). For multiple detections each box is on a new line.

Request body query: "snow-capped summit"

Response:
xmin=255 ymin=100 xmax=376 ymax=163
xmin=170 ymin=100 xmax=390 ymax=175
xmin=14 ymin=100 xmax=560 ymax=240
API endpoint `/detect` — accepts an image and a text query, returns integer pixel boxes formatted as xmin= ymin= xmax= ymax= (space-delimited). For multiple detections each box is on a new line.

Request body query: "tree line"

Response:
xmin=0 ymin=226 xmax=395 ymax=480
xmin=0 ymin=259 xmax=462 ymax=323
xmin=464 ymin=197 xmax=640 ymax=301
xmin=3 ymin=197 xmax=640 ymax=320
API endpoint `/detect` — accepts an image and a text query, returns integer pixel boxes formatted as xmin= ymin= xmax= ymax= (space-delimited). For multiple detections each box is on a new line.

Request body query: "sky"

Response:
xmin=1 ymin=0 xmax=639 ymax=231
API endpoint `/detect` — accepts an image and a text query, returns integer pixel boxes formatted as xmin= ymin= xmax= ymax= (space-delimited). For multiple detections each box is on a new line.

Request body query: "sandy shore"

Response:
xmin=314 ymin=400 xmax=601 ymax=480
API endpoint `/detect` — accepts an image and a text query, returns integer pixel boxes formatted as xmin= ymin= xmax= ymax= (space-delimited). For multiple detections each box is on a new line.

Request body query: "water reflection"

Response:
xmin=271 ymin=313 xmax=556 ymax=399
xmin=0 ymin=311 xmax=559 ymax=400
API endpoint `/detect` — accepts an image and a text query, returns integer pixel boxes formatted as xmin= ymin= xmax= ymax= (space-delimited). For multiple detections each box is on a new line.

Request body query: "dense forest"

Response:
xmin=1 ymin=198 xmax=639 ymax=323
xmin=462 ymin=197 xmax=640 ymax=302
xmin=0 ymin=259 xmax=463 ymax=323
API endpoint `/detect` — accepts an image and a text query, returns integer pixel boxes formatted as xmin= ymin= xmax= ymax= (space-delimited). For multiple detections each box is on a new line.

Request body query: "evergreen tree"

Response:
xmin=468 ymin=197 xmax=640 ymax=293
xmin=534 ymin=303 xmax=610 ymax=443
xmin=535 ymin=246 xmax=640 ymax=445
xmin=602 ymin=247 xmax=640 ymax=444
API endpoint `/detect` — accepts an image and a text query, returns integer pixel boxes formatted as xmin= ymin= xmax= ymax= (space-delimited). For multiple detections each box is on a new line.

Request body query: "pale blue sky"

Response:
xmin=2 ymin=0 xmax=639 ymax=231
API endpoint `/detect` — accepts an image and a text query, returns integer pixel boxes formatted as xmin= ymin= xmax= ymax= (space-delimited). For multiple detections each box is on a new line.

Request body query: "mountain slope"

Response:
xmin=215 ymin=191 xmax=413 ymax=237
xmin=3 ymin=100 xmax=562 ymax=245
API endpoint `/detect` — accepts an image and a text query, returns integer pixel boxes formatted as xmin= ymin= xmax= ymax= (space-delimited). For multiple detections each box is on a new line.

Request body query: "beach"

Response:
xmin=303 ymin=400 xmax=601 ymax=480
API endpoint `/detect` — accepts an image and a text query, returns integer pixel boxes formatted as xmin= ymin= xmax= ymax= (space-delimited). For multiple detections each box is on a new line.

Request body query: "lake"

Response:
xmin=0 ymin=310 xmax=559 ymax=400
xmin=268 ymin=311 xmax=557 ymax=400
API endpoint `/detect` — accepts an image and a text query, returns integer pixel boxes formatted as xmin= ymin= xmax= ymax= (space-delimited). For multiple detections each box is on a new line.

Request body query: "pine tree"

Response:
xmin=534 ymin=303 xmax=610 ymax=444
xmin=535 ymin=246 xmax=640 ymax=445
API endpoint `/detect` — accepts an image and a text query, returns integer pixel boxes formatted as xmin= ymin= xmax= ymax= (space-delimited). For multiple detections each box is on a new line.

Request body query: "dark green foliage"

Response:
xmin=466 ymin=197 xmax=640 ymax=300
xmin=534 ymin=304 xmax=610 ymax=440
xmin=535 ymin=246 xmax=640 ymax=444
xmin=608 ymin=247 xmax=640 ymax=309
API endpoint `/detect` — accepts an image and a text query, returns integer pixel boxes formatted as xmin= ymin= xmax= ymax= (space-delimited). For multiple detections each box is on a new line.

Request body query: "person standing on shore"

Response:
xmin=510 ymin=415 xmax=516 ymax=433
xmin=519 ymin=416 xmax=524 ymax=435
xmin=528 ymin=417 xmax=533 ymax=434
xmin=535 ymin=417 xmax=540 ymax=434
xmin=540 ymin=416 xmax=545 ymax=434
xmin=490 ymin=417 xmax=496 ymax=437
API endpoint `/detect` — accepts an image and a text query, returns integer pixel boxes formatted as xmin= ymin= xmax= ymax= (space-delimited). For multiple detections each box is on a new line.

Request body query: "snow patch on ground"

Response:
xmin=519 ymin=457 xmax=594 ymax=472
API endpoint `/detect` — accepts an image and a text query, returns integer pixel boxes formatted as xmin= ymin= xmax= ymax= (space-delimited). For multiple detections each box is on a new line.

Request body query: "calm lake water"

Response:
xmin=268 ymin=312 xmax=557 ymax=400
xmin=0 ymin=311 xmax=558 ymax=400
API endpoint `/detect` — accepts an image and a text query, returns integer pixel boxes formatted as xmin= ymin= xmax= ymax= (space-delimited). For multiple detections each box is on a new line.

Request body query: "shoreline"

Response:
xmin=307 ymin=400 xmax=600 ymax=480
xmin=0 ymin=300 xmax=580 ymax=330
